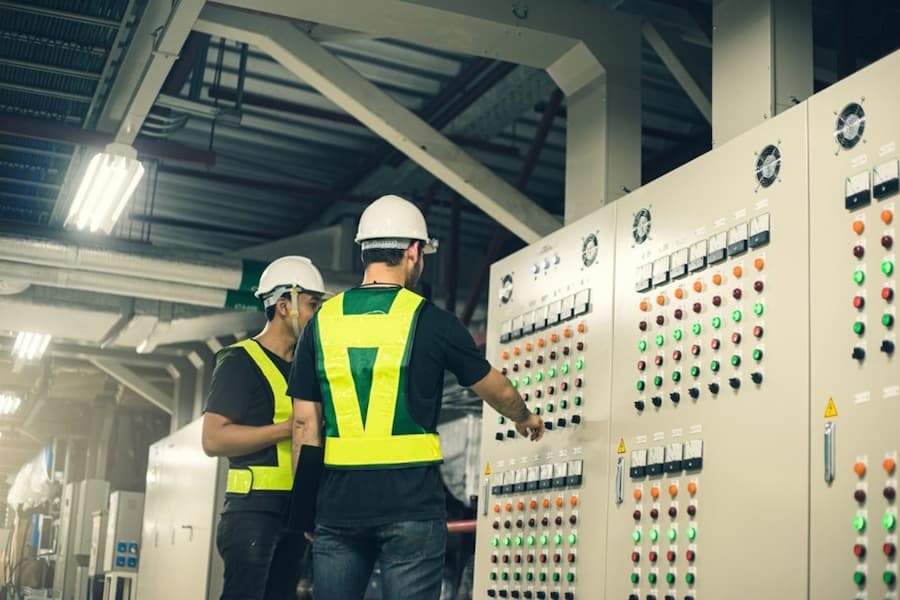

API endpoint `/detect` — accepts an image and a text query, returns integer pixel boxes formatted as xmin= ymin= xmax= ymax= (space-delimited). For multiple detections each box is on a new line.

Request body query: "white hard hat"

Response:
xmin=355 ymin=194 xmax=438 ymax=254
xmin=255 ymin=256 xmax=326 ymax=306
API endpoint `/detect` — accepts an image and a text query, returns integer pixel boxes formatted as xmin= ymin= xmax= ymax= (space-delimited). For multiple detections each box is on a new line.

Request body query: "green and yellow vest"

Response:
xmin=315 ymin=287 xmax=443 ymax=469
xmin=219 ymin=340 xmax=293 ymax=494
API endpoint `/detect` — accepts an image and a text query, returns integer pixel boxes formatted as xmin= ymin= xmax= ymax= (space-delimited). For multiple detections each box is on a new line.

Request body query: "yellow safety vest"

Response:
xmin=316 ymin=287 xmax=443 ymax=468
xmin=220 ymin=340 xmax=293 ymax=494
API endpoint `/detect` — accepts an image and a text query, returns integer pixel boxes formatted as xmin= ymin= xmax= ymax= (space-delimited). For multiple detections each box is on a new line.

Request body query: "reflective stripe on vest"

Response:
xmin=317 ymin=288 xmax=442 ymax=468
xmin=221 ymin=339 xmax=293 ymax=494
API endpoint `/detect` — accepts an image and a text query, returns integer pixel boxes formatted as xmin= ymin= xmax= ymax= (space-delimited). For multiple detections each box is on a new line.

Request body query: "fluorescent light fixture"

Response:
xmin=0 ymin=392 xmax=21 ymax=416
xmin=12 ymin=331 xmax=52 ymax=361
xmin=66 ymin=143 xmax=145 ymax=234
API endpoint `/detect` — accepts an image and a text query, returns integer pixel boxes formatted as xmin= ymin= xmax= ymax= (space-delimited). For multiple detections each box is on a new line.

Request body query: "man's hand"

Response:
xmin=276 ymin=418 xmax=293 ymax=441
xmin=515 ymin=413 xmax=545 ymax=441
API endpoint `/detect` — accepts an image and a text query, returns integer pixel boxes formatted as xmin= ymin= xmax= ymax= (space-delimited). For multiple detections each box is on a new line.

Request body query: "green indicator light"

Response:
xmin=514 ymin=536 xmax=523 ymax=546
xmin=561 ymin=363 xmax=570 ymax=375
xmin=673 ymin=329 xmax=683 ymax=341
xmin=752 ymin=349 xmax=763 ymax=361
xmin=574 ymin=396 xmax=583 ymax=406
xmin=692 ymin=323 xmax=702 ymax=335
xmin=690 ymin=366 xmax=701 ymax=377
xmin=686 ymin=572 xmax=695 ymax=585
xmin=511 ymin=379 xmax=519 ymax=389
xmin=566 ymin=572 xmax=575 ymax=583
xmin=853 ymin=515 xmax=867 ymax=532
xmin=534 ymin=406 xmax=542 ymax=416
xmin=575 ymin=358 xmax=585 ymax=370
xmin=712 ymin=316 xmax=722 ymax=329
xmin=526 ymin=572 xmax=534 ymax=582
xmin=560 ymin=399 xmax=569 ymax=409
xmin=686 ymin=526 xmax=697 ymax=541
xmin=552 ymin=572 xmax=561 ymax=582
xmin=523 ymin=375 xmax=531 ymax=385
xmin=883 ymin=260 xmax=895 ymax=276
xmin=732 ymin=309 xmax=743 ymax=323
xmin=884 ymin=314 xmax=895 ymax=328
xmin=853 ymin=321 xmax=865 ymax=335
xmin=568 ymin=533 xmax=577 ymax=545
xmin=666 ymin=573 xmax=676 ymax=585
xmin=491 ymin=537 xmax=500 ymax=547
xmin=854 ymin=269 xmax=866 ymax=285
xmin=654 ymin=375 xmax=664 ymax=387
xmin=548 ymin=367 xmax=557 ymax=378
xmin=655 ymin=334 xmax=665 ymax=347
xmin=514 ymin=572 xmax=521 ymax=581
xmin=501 ymin=572 xmax=509 ymax=581
xmin=636 ymin=380 xmax=646 ymax=392
xmin=498 ymin=415 xmax=506 ymax=424
xmin=554 ymin=533 xmax=563 ymax=545
xmin=648 ymin=573 xmax=658 ymax=585
xmin=527 ymin=535 xmax=536 ymax=546
xmin=489 ymin=572 xmax=497 ymax=581
xmin=710 ymin=360 xmax=720 ymax=372
xmin=539 ymin=572 xmax=547 ymax=582
xmin=853 ymin=571 xmax=866 ymax=585
xmin=631 ymin=530 xmax=642 ymax=543
xmin=649 ymin=529 xmax=659 ymax=542
xmin=540 ymin=534 xmax=549 ymax=546
xmin=753 ymin=302 xmax=764 ymax=316
xmin=630 ymin=573 xmax=640 ymax=584
xmin=638 ymin=340 xmax=648 ymax=352
xmin=884 ymin=571 xmax=896 ymax=586
xmin=731 ymin=355 xmax=741 ymax=367
xmin=672 ymin=371 xmax=682 ymax=382
xmin=667 ymin=527 xmax=677 ymax=542
xmin=883 ymin=513 xmax=897 ymax=531
xmin=546 ymin=403 xmax=555 ymax=413
xmin=535 ymin=371 xmax=543 ymax=382
xmin=503 ymin=536 xmax=511 ymax=547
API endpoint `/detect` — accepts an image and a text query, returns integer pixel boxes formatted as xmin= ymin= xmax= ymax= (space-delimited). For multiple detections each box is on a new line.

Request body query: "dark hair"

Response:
xmin=264 ymin=292 xmax=291 ymax=322
xmin=361 ymin=241 xmax=422 ymax=269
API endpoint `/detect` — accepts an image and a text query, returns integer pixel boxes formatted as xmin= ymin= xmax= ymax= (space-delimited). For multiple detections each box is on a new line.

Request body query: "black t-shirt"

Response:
xmin=287 ymin=287 xmax=491 ymax=527
xmin=204 ymin=340 xmax=292 ymax=515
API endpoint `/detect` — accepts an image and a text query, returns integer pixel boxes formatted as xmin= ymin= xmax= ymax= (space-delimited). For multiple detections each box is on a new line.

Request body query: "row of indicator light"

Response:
xmin=493 ymin=496 xmax=581 ymax=513
xmin=639 ymin=259 xmax=766 ymax=312
xmin=501 ymin=325 xmax=588 ymax=359
xmin=493 ymin=514 xmax=579 ymax=530
xmin=852 ymin=455 xmax=897 ymax=589
xmin=627 ymin=594 xmax=695 ymax=600
xmin=629 ymin=571 xmax=697 ymax=586
xmin=638 ymin=308 xmax=765 ymax=352
xmin=851 ymin=210 xmax=896 ymax=359
xmin=490 ymin=533 xmax=580 ymax=548
xmin=490 ymin=551 xmax=578 ymax=564
xmin=489 ymin=570 xmax=577 ymax=584
xmin=487 ymin=588 xmax=577 ymax=599
xmin=633 ymin=482 xmax=698 ymax=500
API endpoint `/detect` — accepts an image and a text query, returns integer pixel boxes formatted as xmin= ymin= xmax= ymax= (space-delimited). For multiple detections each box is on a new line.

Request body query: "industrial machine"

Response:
xmin=808 ymin=50 xmax=899 ymax=599
xmin=87 ymin=510 xmax=107 ymax=600
xmin=473 ymin=40 xmax=900 ymax=600
xmin=98 ymin=492 xmax=144 ymax=600
xmin=54 ymin=480 xmax=109 ymax=600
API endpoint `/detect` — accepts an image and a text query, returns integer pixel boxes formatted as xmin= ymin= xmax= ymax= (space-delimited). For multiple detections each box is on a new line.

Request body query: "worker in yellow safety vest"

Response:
xmin=202 ymin=255 xmax=326 ymax=600
xmin=288 ymin=195 xmax=544 ymax=600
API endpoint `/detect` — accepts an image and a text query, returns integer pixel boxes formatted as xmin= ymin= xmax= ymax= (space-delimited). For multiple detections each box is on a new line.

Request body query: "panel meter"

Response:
xmin=707 ymin=231 xmax=727 ymax=265
xmin=670 ymin=247 xmax=689 ymax=279
xmin=636 ymin=263 xmax=653 ymax=293
xmin=726 ymin=222 xmax=748 ymax=256
xmin=688 ymin=239 xmax=708 ymax=272
xmin=652 ymin=255 xmax=670 ymax=287
xmin=749 ymin=213 xmax=771 ymax=248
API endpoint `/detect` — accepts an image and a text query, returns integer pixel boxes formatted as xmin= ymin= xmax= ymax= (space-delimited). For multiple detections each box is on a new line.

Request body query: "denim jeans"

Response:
xmin=216 ymin=511 xmax=308 ymax=600
xmin=312 ymin=519 xmax=447 ymax=600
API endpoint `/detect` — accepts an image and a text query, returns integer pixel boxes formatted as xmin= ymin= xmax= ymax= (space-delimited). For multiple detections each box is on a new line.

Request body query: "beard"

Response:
xmin=405 ymin=254 xmax=424 ymax=288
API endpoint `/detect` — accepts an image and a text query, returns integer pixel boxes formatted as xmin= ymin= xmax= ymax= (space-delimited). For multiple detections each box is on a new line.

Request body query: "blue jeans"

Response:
xmin=312 ymin=519 xmax=446 ymax=600
xmin=216 ymin=511 xmax=308 ymax=600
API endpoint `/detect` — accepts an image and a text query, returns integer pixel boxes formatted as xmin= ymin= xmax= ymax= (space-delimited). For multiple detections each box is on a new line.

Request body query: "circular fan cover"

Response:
xmin=835 ymin=103 xmax=866 ymax=149
xmin=755 ymin=144 xmax=782 ymax=188
xmin=582 ymin=233 xmax=599 ymax=267
xmin=632 ymin=208 xmax=652 ymax=244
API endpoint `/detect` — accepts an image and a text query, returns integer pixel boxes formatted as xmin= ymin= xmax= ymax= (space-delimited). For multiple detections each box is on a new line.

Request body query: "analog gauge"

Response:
xmin=749 ymin=213 xmax=771 ymax=248
xmin=726 ymin=223 xmax=748 ymax=257
xmin=707 ymin=231 xmax=727 ymax=265
xmin=845 ymin=170 xmax=872 ymax=210
xmin=671 ymin=247 xmax=689 ymax=279
xmin=689 ymin=239 xmax=708 ymax=272
xmin=581 ymin=233 xmax=599 ymax=267
xmin=652 ymin=255 xmax=671 ymax=287
xmin=755 ymin=144 xmax=781 ymax=187
xmin=835 ymin=102 xmax=865 ymax=149
xmin=499 ymin=273 xmax=514 ymax=304
xmin=636 ymin=262 xmax=653 ymax=293
xmin=632 ymin=208 xmax=652 ymax=244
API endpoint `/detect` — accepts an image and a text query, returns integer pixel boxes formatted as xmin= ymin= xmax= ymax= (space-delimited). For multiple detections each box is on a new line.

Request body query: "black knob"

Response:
xmin=536 ymin=594 xmax=546 ymax=600
xmin=511 ymin=592 xmax=520 ymax=599
xmin=688 ymin=387 xmax=700 ymax=399
xmin=881 ymin=340 xmax=896 ymax=354
xmin=665 ymin=596 xmax=676 ymax=600
xmin=507 ymin=430 xmax=516 ymax=438
xmin=544 ymin=421 xmax=553 ymax=430
xmin=523 ymin=593 xmax=532 ymax=600
xmin=557 ymin=418 xmax=567 ymax=428
xmin=728 ymin=377 xmax=741 ymax=390
xmin=646 ymin=595 xmax=657 ymax=600
xmin=571 ymin=414 xmax=582 ymax=424
xmin=852 ymin=347 xmax=866 ymax=361
xmin=564 ymin=594 xmax=574 ymax=600
xmin=628 ymin=596 xmax=639 ymax=600
xmin=495 ymin=432 xmax=504 ymax=441
xmin=708 ymin=382 xmax=720 ymax=394
xmin=550 ymin=593 xmax=559 ymax=600
xmin=669 ymin=392 xmax=681 ymax=403
xmin=651 ymin=396 xmax=663 ymax=408
xmin=634 ymin=400 xmax=645 ymax=411
xmin=487 ymin=591 xmax=497 ymax=598
xmin=498 ymin=592 xmax=508 ymax=599
xmin=750 ymin=371 xmax=763 ymax=384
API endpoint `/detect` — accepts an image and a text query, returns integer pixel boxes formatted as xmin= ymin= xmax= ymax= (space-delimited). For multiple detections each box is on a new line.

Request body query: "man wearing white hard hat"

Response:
xmin=202 ymin=256 xmax=326 ymax=600
xmin=288 ymin=195 xmax=543 ymax=599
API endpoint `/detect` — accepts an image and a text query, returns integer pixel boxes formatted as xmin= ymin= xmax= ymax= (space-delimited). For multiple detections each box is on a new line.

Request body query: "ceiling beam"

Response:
xmin=195 ymin=5 xmax=561 ymax=243
xmin=89 ymin=359 xmax=175 ymax=415
xmin=642 ymin=22 xmax=711 ymax=123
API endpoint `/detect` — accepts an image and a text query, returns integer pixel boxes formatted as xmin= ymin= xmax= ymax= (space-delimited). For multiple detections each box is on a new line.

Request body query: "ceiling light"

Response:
xmin=12 ymin=331 xmax=52 ymax=361
xmin=65 ymin=143 xmax=145 ymax=234
xmin=0 ymin=392 xmax=21 ymax=416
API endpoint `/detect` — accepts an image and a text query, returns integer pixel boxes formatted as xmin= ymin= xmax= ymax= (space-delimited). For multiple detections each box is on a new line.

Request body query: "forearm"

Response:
xmin=485 ymin=388 xmax=532 ymax=423
xmin=204 ymin=422 xmax=285 ymax=457
xmin=291 ymin=401 xmax=322 ymax=472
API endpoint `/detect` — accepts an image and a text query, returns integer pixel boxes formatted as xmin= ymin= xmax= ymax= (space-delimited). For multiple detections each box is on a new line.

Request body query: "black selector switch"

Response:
xmin=651 ymin=396 xmax=663 ymax=408
xmin=669 ymin=392 xmax=681 ymax=403
xmin=634 ymin=400 xmax=645 ymax=411
xmin=708 ymin=382 xmax=720 ymax=394
xmin=750 ymin=372 xmax=763 ymax=384
xmin=881 ymin=340 xmax=896 ymax=355
xmin=688 ymin=387 xmax=700 ymax=399
xmin=728 ymin=377 xmax=741 ymax=390
xmin=852 ymin=347 xmax=866 ymax=361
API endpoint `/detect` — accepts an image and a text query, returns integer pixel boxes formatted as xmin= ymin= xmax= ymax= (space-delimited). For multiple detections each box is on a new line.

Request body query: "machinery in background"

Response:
xmin=99 ymin=492 xmax=143 ymax=600
xmin=134 ymin=419 xmax=226 ymax=600
xmin=87 ymin=511 xmax=106 ymax=600
xmin=54 ymin=481 xmax=108 ymax=600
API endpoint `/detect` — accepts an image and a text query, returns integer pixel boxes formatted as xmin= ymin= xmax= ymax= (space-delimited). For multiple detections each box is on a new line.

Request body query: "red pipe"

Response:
xmin=447 ymin=519 xmax=477 ymax=534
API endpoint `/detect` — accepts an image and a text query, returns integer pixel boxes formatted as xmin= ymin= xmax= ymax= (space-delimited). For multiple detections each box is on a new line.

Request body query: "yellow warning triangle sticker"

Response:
xmin=824 ymin=397 xmax=838 ymax=418
xmin=617 ymin=438 xmax=627 ymax=454
xmin=484 ymin=463 xmax=492 ymax=475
